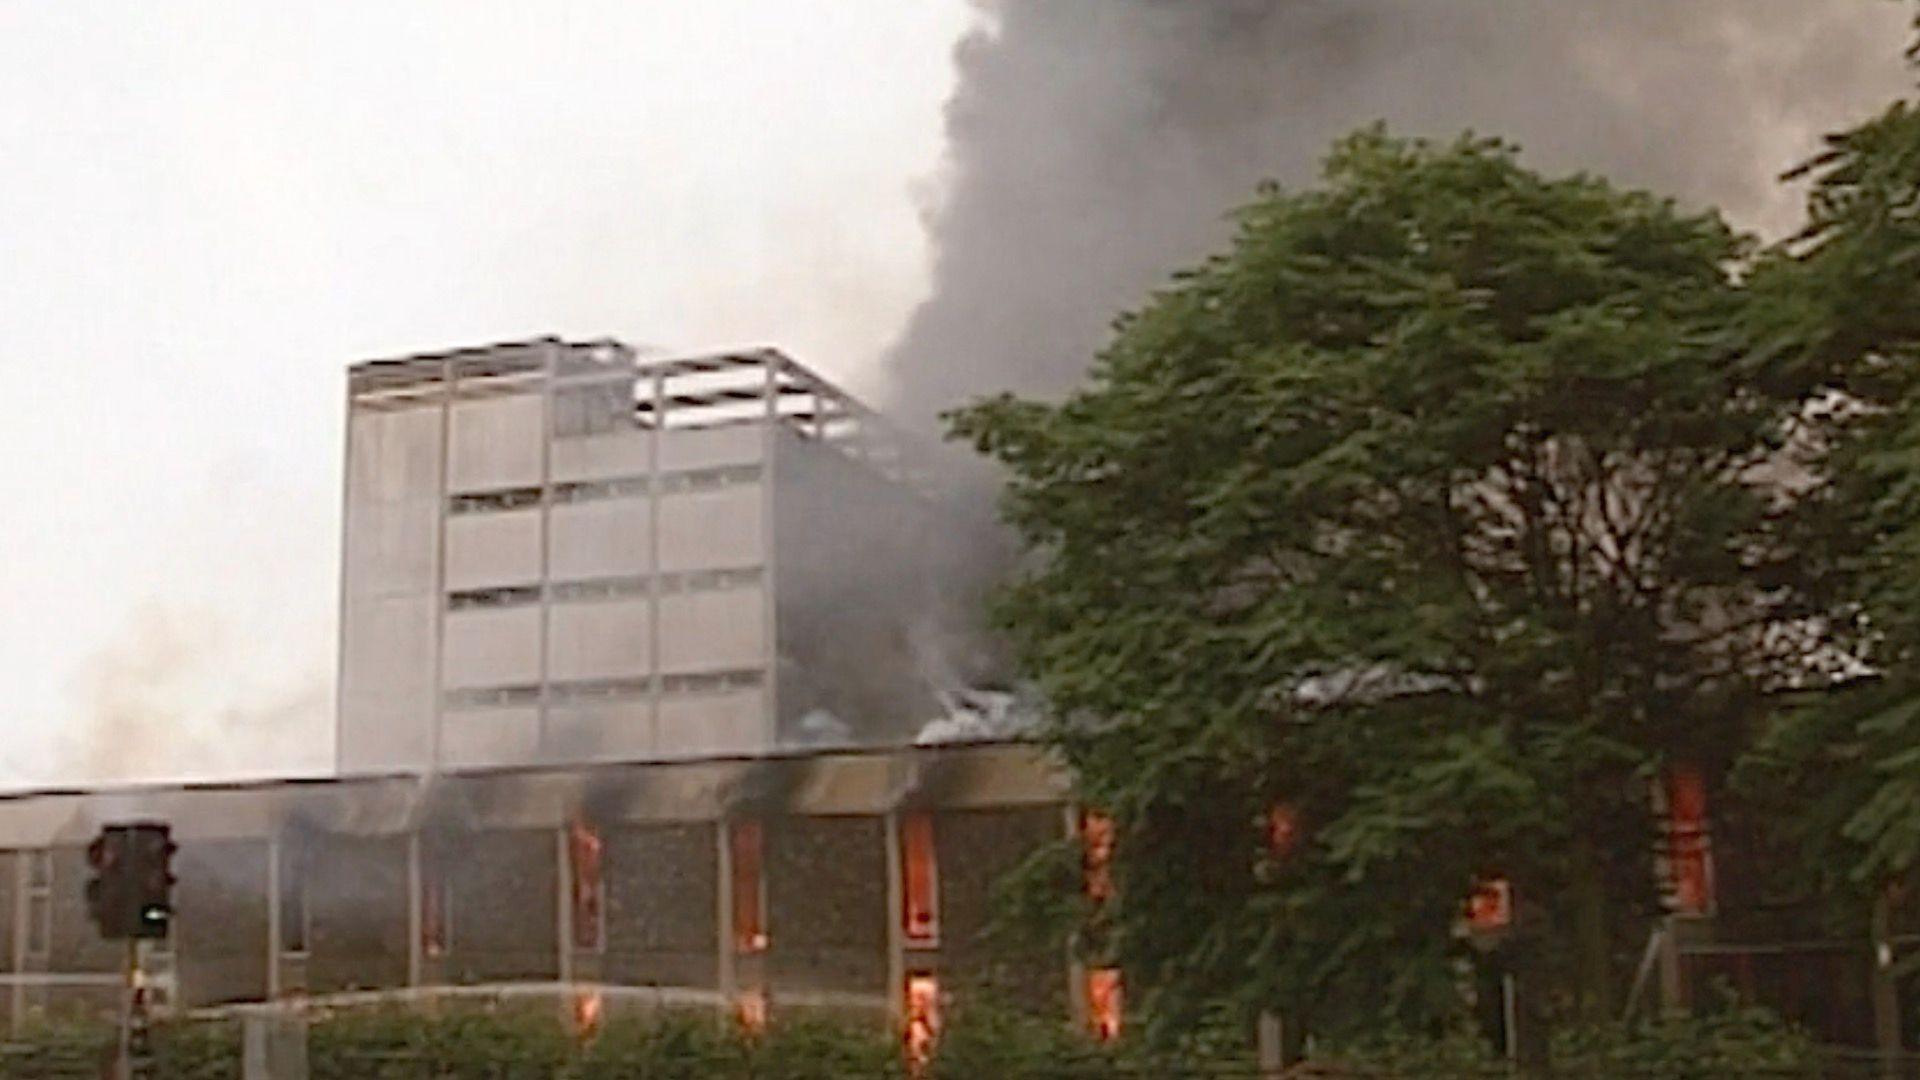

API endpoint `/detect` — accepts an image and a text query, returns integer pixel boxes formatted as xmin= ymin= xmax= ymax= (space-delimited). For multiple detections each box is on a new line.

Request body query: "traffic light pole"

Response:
xmin=112 ymin=912 xmax=156 ymax=1080
xmin=113 ymin=938 xmax=135 ymax=1080
xmin=86 ymin=822 xmax=172 ymax=1079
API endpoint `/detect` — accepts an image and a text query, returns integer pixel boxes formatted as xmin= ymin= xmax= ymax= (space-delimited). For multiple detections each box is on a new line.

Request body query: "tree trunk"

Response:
xmin=1571 ymin=837 xmax=1614 ymax=1019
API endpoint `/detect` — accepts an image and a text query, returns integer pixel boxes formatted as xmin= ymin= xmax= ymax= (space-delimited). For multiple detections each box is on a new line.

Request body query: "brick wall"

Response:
xmin=444 ymin=828 xmax=559 ymax=985
xmin=0 ymin=852 xmax=19 ymax=1031
xmin=175 ymin=839 xmax=269 ymax=1006
xmin=603 ymin=823 xmax=715 ymax=989
xmin=48 ymin=846 xmax=121 ymax=976
xmin=939 ymin=808 xmax=1067 ymax=1014
xmin=768 ymin=816 xmax=885 ymax=996
xmin=308 ymin=834 xmax=408 ymax=994
xmin=0 ymin=853 xmax=15 ymax=971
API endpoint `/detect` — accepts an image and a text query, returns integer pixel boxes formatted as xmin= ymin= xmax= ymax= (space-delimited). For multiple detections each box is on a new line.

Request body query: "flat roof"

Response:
xmin=0 ymin=740 xmax=1064 ymax=848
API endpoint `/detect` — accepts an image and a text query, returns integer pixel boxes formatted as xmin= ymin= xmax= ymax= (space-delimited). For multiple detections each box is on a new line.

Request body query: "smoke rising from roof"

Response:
xmin=881 ymin=0 xmax=1915 ymax=430
xmin=63 ymin=602 xmax=330 ymax=786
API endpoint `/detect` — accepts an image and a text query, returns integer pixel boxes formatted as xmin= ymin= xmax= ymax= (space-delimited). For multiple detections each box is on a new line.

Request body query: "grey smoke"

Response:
xmin=882 ymin=0 xmax=1915 ymax=430
xmin=62 ymin=602 xmax=330 ymax=785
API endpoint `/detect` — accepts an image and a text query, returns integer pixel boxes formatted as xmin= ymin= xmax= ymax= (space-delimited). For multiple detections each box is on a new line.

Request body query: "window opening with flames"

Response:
xmin=1081 ymin=809 xmax=1115 ymax=907
xmin=569 ymin=818 xmax=605 ymax=952
xmin=730 ymin=819 xmax=768 ymax=953
xmin=904 ymin=972 xmax=940 ymax=1069
xmin=901 ymin=811 xmax=939 ymax=946
xmin=421 ymin=865 xmax=451 ymax=960
xmin=1086 ymin=967 xmax=1123 ymax=1042
xmin=1662 ymin=764 xmax=1716 ymax=916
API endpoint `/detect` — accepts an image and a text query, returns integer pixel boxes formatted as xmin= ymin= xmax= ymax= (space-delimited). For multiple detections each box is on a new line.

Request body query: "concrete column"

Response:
xmin=715 ymin=821 xmax=735 ymax=1010
xmin=1657 ymin=916 xmax=1686 ymax=1014
xmin=1063 ymin=806 xmax=1087 ymax=1031
xmin=330 ymin=376 xmax=354 ymax=773
xmin=266 ymin=837 xmax=282 ymax=999
xmin=555 ymin=827 xmax=575 ymax=986
xmin=1872 ymin=888 xmax=1902 ymax=1080
xmin=406 ymin=834 xmax=423 ymax=990
xmin=1256 ymin=1012 xmax=1284 ymax=1079
xmin=9 ymin=852 xmax=26 ymax=1037
xmin=427 ymin=359 xmax=454 ymax=775
xmin=760 ymin=353 xmax=780 ymax=746
xmin=884 ymin=811 xmax=905 ymax=1029
xmin=647 ymin=365 xmax=664 ymax=752
xmin=536 ymin=342 xmax=557 ymax=753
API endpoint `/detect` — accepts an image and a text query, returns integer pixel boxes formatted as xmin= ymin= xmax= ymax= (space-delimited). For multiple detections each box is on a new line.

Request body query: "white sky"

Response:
xmin=0 ymin=2 xmax=974 ymax=787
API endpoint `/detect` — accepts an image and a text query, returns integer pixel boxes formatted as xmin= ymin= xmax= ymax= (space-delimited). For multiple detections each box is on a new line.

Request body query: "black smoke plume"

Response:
xmin=883 ymin=0 xmax=1913 ymax=430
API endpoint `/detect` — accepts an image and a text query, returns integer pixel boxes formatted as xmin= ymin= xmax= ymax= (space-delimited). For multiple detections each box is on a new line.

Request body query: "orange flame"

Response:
xmin=731 ymin=820 xmax=768 ymax=953
xmin=902 ymin=812 xmax=939 ymax=944
xmin=735 ymin=987 xmax=768 ymax=1035
xmin=1081 ymin=810 xmax=1115 ymax=905
xmin=1086 ymin=967 xmax=1123 ymax=1041
xmin=570 ymin=988 xmax=603 ymax=1040
xmin=1265 ymin=803 xmax=1299 ymax=859
xmin=904 ymin=973 xmax=941 ymax=1071
xmin=569 ymin=817 xmax=604 ymax=950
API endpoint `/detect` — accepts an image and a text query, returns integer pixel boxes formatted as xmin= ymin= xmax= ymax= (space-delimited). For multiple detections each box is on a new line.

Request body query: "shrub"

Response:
xmin=927 ymin=1002 xmax=1122 ymax=1079
xmin=1551 ymin=1008 xmax=1819 ymax=1079
xmin=0 ymin=1019 xmax=116 ymax=1080
xmin=0 ymin=999 xmax=1817 ymax=1079
xmin=150 ymin=1019 xmax=242 ymax=1080
xmin=737 ymin=1016 xmax=899 ymax=1080
xmin=1319 ymin=1006 xmax=1819 ymax=1078
xmin=927 ymin=1000 xmax=1257 ymax=1079
xmin=302 ymin=1003 xmax=898 ymax=1079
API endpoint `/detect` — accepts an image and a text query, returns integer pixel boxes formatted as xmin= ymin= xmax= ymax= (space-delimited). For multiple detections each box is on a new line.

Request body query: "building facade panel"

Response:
xmin=544 ymin=705 xmax=655 ymax=763
xmin=340 ymin=595 xmax=438 ymax=701
xmin=442 ymin=607 xmax=542 ymax=688
xmin=448 ymin=393 xmax=544 ymax=493
xmin=348 ymin=405 xmax=443 ymax=504
xmin=656 ymin=487 xmax=764 ymax=574
xmin=657 ymin=588 xmax=765 ymax=674
xmin=337 ymin=594 xmax=437 ymax=775
xmin=548 ymin=599 xmax=652 ymax=682
xmin=342 ymin=498 xmax=440 ymax=596
xmin=552 ymin=429 xmax=651 ymax=484
xmin=657 ymin=427 xmax=762 ymax=474
xmin=440 ymin=710 xmax=543 ymax=769
xmin=444 ymin=510 xmax=541 ymax=592
xmin=549 ymin=500 xmax=651 ymax=581
xmin=658 ymin=692 xmax=766 ymax=759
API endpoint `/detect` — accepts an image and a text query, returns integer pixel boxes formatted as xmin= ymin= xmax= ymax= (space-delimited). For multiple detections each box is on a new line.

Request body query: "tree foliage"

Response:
xmin=1737 ymin=91 xmax=1920 ymax=898
xmin=950 ymin=128 xmax=1813 ymax=1037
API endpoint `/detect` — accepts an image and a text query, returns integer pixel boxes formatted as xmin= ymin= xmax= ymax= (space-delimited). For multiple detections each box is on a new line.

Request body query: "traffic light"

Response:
xmin=85 ymin=829 xmax=128 ymax=936
xmin=128 ymin=823 xmax=176 ymax=939
xmin=84 ymin=823 xmax=175 ymax=940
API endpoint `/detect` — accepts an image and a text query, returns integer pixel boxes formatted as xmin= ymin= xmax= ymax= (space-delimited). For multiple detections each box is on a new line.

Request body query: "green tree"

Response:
xmin=1737 ymin=88 xmax=1920 ymax=906
xmin=951 ymin=129 xmax=1807 ymax=1041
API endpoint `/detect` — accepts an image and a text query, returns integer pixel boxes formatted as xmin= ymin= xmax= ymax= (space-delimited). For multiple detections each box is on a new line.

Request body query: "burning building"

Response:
xmin=0 ymin=338 xmax=1106 ymax=1046
xmin=0 ymin=744 xmax=1077 ymax=1036
xmin=0 ymin=337 xmax=1848 ymax=1053
xmin=338 ymin=339 xmax=946 ymax=773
